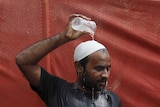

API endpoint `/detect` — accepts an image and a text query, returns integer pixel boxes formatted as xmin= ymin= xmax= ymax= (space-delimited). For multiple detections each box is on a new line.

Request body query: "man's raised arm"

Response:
xmin=15 ymin=14 xmax=90 ymax=88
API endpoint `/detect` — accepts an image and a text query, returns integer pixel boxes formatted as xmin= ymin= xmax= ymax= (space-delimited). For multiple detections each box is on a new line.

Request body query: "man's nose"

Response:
xmin=101 ymin=69 xmax=110 ymax=78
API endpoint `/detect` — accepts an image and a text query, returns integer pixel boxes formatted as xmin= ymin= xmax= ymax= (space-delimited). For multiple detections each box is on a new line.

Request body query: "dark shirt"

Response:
xmin=31 ymin=68 xmax=121 ymax=107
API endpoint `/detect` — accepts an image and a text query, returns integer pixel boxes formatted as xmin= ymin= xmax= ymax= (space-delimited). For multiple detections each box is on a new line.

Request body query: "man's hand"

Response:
xmin=64 ymin=14 xmax=92 ymax=40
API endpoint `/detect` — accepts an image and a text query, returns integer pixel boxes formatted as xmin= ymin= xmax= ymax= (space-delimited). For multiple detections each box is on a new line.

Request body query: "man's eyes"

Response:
xmin=95 ymin=66 xmax=104 ymax=71
xmin=95 ymin=66 xmax=111 ymax=72
xmin=106 ymin=66 xmax=111 ymax=71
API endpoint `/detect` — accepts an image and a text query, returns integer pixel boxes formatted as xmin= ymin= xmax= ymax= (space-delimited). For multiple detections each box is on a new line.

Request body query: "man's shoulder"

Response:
xmin=107 ymin=90 xmax=120 ymax=99
xmin=105 ymin=90 xmax=121 ymax=107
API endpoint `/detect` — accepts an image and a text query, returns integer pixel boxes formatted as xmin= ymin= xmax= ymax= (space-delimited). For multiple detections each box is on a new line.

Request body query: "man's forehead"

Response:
xmin=88 ymin=50 xmax=111 ymax=64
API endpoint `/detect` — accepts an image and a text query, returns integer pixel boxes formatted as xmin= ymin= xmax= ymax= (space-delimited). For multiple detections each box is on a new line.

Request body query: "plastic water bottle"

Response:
xmin=71 ymin=17 xmax=97 ymax=39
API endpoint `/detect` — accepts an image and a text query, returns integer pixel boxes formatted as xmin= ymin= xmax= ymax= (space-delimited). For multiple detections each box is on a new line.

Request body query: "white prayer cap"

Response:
xmin=74 ymin=40 xmax=106 ymax=62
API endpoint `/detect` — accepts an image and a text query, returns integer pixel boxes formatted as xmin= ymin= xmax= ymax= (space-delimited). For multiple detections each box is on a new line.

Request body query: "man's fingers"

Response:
xmin=69 ymin=14 xmax=91 ymax=21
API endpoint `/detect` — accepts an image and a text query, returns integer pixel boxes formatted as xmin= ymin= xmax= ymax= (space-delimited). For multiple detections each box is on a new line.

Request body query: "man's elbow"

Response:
xmin=15 ymin=53 xmax=24 ymax=67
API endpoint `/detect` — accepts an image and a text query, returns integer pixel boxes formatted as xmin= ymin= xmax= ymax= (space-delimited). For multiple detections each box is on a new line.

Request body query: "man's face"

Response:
xmin=83 ymin=50 xmax=111 ymax=91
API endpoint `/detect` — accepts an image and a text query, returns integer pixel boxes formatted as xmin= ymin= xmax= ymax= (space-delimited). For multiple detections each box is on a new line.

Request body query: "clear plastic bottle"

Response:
xmin=71 ymin=17 xmax=97 ymax=39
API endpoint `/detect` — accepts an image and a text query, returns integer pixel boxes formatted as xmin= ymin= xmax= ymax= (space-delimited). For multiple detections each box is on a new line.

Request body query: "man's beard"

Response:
xmin=81 ymin=71 xmax=107 ymax=92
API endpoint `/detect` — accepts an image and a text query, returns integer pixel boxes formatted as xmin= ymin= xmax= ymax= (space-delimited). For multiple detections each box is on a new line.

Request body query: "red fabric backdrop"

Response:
xmin=0 ymin=0 xmax=160 ymax=107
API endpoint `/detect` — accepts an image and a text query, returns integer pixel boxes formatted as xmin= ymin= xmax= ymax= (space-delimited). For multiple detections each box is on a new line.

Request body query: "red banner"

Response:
xmin=0 ymin=0 xmax=160 ymax=107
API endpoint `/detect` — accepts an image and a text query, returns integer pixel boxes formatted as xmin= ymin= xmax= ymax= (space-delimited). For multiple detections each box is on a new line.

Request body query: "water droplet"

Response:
xmin=90 ymin=33 xmax=94 ymax=40
xmin=92 ymin=87 xmax=95 ymax=103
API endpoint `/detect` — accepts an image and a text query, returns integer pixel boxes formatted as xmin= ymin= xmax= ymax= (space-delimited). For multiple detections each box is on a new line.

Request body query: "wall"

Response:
xmin=0 ymin=0 xmax=160 ymax=107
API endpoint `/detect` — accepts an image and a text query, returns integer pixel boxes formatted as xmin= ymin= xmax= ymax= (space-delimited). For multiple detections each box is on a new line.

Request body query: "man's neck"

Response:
xmin=74 ymin=81 xmax=101 ymax=95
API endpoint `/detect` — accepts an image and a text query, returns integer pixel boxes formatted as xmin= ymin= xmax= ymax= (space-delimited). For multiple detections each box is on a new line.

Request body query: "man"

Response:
xmin=16 ymin=14 xmax=121 ymax=107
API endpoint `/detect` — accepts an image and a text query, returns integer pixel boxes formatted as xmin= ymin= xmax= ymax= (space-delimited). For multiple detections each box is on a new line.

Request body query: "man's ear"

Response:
xmin=74 ymin=61 xmax=83 ymax=74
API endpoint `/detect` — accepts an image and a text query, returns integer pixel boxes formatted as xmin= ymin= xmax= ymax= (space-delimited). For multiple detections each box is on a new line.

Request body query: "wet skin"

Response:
xmin=82 ymin=49 xmax=111 ymax=92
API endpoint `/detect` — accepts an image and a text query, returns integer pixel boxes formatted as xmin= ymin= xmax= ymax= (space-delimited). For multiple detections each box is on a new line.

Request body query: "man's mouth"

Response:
xmin=98 ymin=81 xmax=107 ymax=86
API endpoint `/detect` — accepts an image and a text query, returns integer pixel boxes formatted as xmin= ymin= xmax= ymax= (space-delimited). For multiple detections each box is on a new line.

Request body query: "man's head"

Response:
xmin=74 ymin=40 xmax=111 ymax=92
